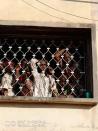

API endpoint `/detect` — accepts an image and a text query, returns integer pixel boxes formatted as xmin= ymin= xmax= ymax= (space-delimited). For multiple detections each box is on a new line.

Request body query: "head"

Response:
xmin=54 ymin=49 xmax=65 ymax=62
xmin=4 ymin=60 xmax=14 ymax=73
xmin=2 ymin=88 xmax=8 ymax=96
xmin=21 ymin=59 xmax=27 ymax=68
xmin=39 ymin=60 xmax=47 ymax=71
xmin=59 ymin=76 xmax=66 ymax=87
xmin=45 ymin=67 xmax=54 ymax=76
xmin=63 ymin=52 xmax=71 ymax=62
xmin=21 ymin=75 xmax=34 ymax=96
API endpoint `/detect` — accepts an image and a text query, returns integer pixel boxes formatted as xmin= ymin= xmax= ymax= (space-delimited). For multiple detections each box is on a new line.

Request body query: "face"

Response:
xmin=45 ymin=67 xmax=53 ymax=76
xmin=4 ymin=90 xmax=8 ymax=96
xmin=39 ymin=60 xmax=47 ymax=71
xmin=63 ymin=52 xmax=71 ymax=62
xmin=8 ymin=62 xmax=14 ymax=70
xmin=4 ymin=61 xmax=14 ymax=71
xmin=21 ymin=60 xmax=27 ymax=68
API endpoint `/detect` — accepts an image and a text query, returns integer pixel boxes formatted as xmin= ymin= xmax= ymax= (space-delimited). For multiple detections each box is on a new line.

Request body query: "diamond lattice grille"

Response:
xmin=0 ymin=38 xmax=86 ymax=97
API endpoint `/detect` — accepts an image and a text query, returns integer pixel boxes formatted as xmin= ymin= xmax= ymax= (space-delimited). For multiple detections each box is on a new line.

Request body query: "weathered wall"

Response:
xmin=0 ymin=103 xmax=96 ymax=131
xmin=91 ymin=1 xmax=98 ymax=99
xmin=91 ymin=104 xmax=98 ymax=131
xmin=0 ymin=0 xmax=98 ymax=131
xmin=0 ymin=0 xmax=92 ymax=23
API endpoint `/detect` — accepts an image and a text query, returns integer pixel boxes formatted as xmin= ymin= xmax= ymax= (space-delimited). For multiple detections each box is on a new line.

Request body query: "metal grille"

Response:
xmin=0 ymin=38 xmax=86 ymax=97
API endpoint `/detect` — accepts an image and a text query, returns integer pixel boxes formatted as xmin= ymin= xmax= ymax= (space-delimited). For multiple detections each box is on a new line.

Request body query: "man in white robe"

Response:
xmin=1 ymin=73 xmax=14 ymax=96
xmin=0 ymin=61 xmax=14 ymax=96
xmin=30 ymin=58 xmax=58 ymax=97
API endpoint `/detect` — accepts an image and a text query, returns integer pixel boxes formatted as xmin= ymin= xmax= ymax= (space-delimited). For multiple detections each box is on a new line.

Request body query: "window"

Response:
xmin=0 ymin=25 xmax=93 ymax=98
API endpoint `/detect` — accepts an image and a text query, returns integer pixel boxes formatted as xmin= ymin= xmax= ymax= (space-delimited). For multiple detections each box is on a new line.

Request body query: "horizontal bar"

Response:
xmin=0 ymin=96 xmax=97 ymax=106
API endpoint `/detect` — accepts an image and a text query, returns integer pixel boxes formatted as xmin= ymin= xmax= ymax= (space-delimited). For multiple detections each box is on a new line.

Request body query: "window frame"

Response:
xmin=0 ymin=25 xmax=93 ymax=99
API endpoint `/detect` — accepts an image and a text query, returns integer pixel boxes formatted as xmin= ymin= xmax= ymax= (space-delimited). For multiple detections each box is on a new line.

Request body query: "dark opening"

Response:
xmin=0 ymin=25 xmax=93 ymax=98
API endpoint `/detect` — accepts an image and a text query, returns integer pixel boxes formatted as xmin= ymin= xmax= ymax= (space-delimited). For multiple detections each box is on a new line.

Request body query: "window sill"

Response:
xmin=0 ymin=96 xmax=97 ymax=106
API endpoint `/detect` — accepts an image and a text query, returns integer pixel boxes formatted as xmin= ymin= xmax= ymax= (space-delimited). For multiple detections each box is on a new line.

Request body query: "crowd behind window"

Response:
xmin=0 ymin=39 xmax=87 ymax=98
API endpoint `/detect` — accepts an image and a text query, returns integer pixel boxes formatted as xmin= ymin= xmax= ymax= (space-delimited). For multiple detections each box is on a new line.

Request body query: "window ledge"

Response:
xmin=0 ymin=96 xmax=97 ymax=106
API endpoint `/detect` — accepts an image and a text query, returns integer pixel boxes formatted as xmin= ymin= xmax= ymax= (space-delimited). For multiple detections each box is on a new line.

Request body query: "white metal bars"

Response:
xmin=0 ymin=39 xmax=85 ymax=97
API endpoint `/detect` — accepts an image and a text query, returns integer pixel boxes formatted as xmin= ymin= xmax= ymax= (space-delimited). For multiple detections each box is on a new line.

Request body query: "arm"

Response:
xmin=30 ymin=58 xmax=39 ymax=77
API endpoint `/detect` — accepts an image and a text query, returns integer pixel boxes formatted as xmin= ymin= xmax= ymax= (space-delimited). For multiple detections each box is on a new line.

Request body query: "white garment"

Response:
xmin=1 ymin=73 xmax=14 ymax=96
xmin=49 ymin=75 xmax=56 ymax=90
xmin=31 ymin=58 xmax=57 ymax=97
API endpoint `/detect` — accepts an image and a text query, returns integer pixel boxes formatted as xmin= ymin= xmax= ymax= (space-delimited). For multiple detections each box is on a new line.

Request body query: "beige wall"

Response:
xmin=0 ymin=0 xmax=92 ymax=23
xmin=0 ymin=1 xmax=98 ymax=131
xmin=0 ymin=103 xmax=97 ymax=131
xmin=91 ymin=3 xmax=98 ymax=99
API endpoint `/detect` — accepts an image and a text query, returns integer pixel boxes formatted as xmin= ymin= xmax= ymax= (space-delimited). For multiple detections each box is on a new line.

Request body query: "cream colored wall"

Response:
xmin=0 ymin=102 xmax=98 ymax=131
xmin=91 ymin=104 xmax=98 ymax=131
xmin=91 ymin=3 xmax=98 ymax=99
xmin=0 ymin=0 xmax=92 ymax=23
xmin=0 ymin=1 xmax=98 ymax=131
xmin=0 ymin=103 xmax=96 ymax=131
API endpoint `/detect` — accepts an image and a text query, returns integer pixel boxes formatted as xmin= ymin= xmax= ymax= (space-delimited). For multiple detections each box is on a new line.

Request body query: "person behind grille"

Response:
xmin=30 ymin=58 xmax=57 ymax=97
xmin=45 ymin=67 xmax=58 ymax=97
xmin=54 ymin=49 xmax=75 ymax=98
xmin=14 ymin=60 xmax=34 ymax=96
xmin=21 ymin=75 xmax=34 ymax=96
xmin=0 ymin=60 xmax=15 ymax=96
xmin=0 ymin=61 xmax=5 ymax=95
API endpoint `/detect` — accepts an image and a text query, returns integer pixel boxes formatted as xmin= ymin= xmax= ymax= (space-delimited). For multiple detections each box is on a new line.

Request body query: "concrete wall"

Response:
xmin=0 ymin=0 xmax=98 ymax=131
xmin=91 ymin=1 xmax=98 ymax=99
xmin=0 ymin=102 xmax=97 ymax=131
xmin=0 ymin=0 xmax=92 ymax=23
xmin=0 ymin=97 xmax=97 ymax=131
